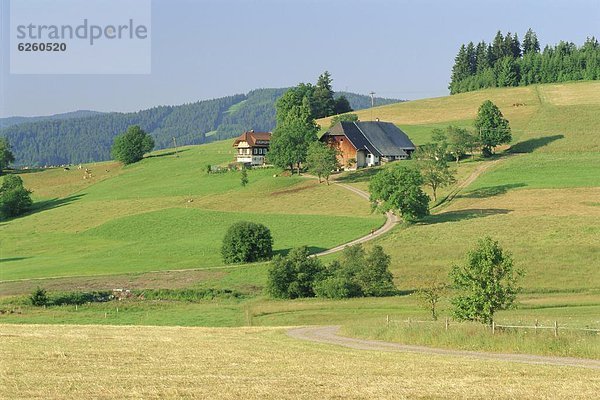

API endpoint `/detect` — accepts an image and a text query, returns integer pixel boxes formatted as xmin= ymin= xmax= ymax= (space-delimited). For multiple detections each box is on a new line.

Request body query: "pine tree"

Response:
xmin=522 ymin=28 xmax=540 ymax=54
xmin=475 ymin=41 xmax=489 ymax=73
xmin=312 ymin=71 xmax=336 ymax=119
xmin=497 ymin=57 xmax=520 ymax=87
xmin=449 ymin=45 xmax=471 ymax=94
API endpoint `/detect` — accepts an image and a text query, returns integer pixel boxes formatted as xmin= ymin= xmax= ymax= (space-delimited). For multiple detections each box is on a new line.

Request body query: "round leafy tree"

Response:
xmin=0 ymin=175 xmax=33 ymax=219
xmin=111 ymin=125 xmax=155 ymax=165
xmin=221 ymin=221 xmax=273 ymax=264
xmin=474 ymin=100 xmax=511 ymax=157
xmin=369 ymin=165 xmax=430 ymax=223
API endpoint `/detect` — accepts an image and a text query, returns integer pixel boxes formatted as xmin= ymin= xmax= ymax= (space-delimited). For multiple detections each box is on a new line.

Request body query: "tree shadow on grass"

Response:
xmin=273 ymin=246 xmax=328 ymax=257
xmin=460 ymin=183 xmax=527 ymax=199
xmin=335 ymin=167 xmax=381 ymax=184
xmin=146 ymin=149 xmax=190 ymax=159
xmin=0 ymin=257 xmax=31 ymax=263
xmin=508 ymin=134 xmax=564 ymax=153
xmin=29 ymin=194 xmax=86 ymax=215
xmin=425 ymin=208 xmax=512 ymax=225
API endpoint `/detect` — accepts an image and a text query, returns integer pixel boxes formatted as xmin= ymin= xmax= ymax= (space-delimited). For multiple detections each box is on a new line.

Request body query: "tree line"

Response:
xmin=449 ymin=29 xmax=600 ymax=94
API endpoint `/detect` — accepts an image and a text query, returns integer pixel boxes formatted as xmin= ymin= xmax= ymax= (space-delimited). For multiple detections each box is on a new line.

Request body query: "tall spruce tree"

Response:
xmin=522 ymin=28 xmax=540 ymax=54
xmin=312 ymin=71 xmax=336 ymax=119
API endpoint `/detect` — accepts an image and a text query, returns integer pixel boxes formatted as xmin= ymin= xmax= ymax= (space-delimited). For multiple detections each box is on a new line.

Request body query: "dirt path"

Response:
xmin=311 ymin=183 xmax=399 ymax=257
xmin=287 ymin=326 xmax=600 ymax=370
xmin=430 ymin=156 xmax=510 ymax=212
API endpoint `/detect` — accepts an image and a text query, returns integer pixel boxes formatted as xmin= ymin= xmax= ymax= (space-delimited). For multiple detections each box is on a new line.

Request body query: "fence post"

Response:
xmin=386 ymin=314 xmax=389 ymax=328
xmin=445 ymin=317 xmax=449 ymax=331
xmin=534 ymin=319 xmax=538 ymax=333
xmin=554 ymin=321 xmax=558 ymax=337
xmin=492 ymin=321 xmax=495 ymax=335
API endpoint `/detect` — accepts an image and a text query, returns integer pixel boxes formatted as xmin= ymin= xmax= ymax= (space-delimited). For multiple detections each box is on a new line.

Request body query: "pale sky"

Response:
xmin=1 ymin=0 xmax=599 ymax=117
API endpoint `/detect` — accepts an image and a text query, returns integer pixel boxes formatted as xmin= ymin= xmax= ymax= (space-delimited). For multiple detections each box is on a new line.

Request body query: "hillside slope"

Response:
xmin=319 ymin=81 xmax=600 ymax=153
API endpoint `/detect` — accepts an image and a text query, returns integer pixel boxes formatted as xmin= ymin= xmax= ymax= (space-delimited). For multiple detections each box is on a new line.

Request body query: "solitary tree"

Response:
xmin=221 ymin=221 xmax=273 ymax=263
xmin=442 ymin=126 xmax=477 ymax=163
xmin=369 ymin=165 xmax=430 ymax=223
xmin=305 ymin=141 xmax=339 ymax=184
xmin=450 ymin=237 xmax=522 ymax=324
xmin=0 ymin=175 xmax=33 ymax=219
xmin=111 ymin=125 xmax=155 ymax=165
xmin=0 ymin=138 xmax=16 ymax=175
xmin=413 ymin=144 xmax=456 ymax=202
xmin=417 ymin=274 xmax=448 ymax=321
xmin=474 ymin=100 xmax=511 ymax=157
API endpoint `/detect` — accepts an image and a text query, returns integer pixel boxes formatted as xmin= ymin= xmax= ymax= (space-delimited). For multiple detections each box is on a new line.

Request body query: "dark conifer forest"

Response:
xmin=449 ymin=29 xmax=600 ymax=94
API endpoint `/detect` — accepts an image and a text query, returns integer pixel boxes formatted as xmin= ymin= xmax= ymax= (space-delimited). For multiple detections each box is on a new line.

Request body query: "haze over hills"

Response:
xmin=0 ymin=89 xmax=401 ymax=166
xmin=0 ymin=110 xmax=104 ymax=129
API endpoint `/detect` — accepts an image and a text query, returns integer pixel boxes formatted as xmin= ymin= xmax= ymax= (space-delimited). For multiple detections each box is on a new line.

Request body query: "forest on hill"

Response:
xmin=0 ymin=110 xmax=103 ymax=129
xmin=449 ymin=29 xmax=600 ymax=94
xmin=0 ymin=89 xmax=399 ymax=166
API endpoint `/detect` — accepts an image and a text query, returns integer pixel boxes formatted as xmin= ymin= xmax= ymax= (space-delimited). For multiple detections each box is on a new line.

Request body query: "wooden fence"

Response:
xmin=385 ymin=315 xmax=600 ymax=336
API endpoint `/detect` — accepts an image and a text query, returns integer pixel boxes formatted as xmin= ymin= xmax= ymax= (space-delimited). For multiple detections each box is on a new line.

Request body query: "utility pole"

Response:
xmin=369 ymin=91 xmax=376 ymax=121
xmin=173 ymin=137 xmax=178 ymax=157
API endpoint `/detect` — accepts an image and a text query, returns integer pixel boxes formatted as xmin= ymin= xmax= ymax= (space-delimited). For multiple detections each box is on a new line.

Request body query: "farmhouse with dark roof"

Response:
xmin=320 ymin=120 xmax=416 ymax=169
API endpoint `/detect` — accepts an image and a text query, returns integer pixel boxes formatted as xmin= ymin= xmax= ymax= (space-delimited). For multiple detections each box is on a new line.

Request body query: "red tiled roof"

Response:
xmin=232 ymin=131 xmax=272 ymax=147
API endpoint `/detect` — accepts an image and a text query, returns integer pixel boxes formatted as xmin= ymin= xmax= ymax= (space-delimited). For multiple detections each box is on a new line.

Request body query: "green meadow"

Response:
xmin=1 ymin=81 xmax=599 ymax=359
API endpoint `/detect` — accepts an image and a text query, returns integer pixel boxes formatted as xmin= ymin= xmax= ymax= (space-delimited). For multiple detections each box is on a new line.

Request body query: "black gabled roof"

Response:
xmin=324 ymin=120 xmax=415 ymax=157
xmin=355 ymin=122 xmax=415 ymax=155
xmin=332 ymin=121 xmax=380 ymax=156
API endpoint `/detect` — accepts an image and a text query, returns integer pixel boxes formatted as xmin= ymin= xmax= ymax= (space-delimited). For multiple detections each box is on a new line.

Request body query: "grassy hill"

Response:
xmin=0 ymin=140 xmax=383 ymax=280
xmin=319 ymin=80 xmax=600 ymax=153
xmin=0 ymin=81 xmax=598 ymax=359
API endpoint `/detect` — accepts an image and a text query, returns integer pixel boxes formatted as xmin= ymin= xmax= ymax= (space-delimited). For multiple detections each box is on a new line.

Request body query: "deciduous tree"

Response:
xmin=111 ymin=125 xmax=155 ymax=165
xmin=474 ymin=100 xmax=511 ymax=156
xmin=0 ymin=175 xmax=33 ymax=219
xmin=305 ymin=141 xmax=339 ymax=184
xmin=450 ymin=237 xmax=523 ymax=324
xmin=0 ymin=138 xmax=15 ymax=174
xmin=369 ymin=165 xmax=430 ymax=223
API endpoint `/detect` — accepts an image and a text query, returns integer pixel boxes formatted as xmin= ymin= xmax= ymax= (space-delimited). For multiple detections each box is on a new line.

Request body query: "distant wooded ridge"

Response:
xmin=449 ymin=29 xmax=600 ymax=94
xmin=0 ymin=89 xmax=401 ymax=166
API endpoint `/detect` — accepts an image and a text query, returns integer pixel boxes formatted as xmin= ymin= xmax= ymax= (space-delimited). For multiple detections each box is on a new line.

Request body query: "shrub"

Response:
xmin=266 ymin=246 xmax=323 ymax=299
xmin=313 ymin=276 xmax=356 ymax=299
xmin=30 ymin=287 xmax=48 ymax=306
xmin=221 ymin=221 xmax=273 ymax=263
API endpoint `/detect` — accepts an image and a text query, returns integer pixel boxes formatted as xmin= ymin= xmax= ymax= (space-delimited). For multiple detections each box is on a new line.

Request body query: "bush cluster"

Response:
xmin=266 ymin=244 xmax=397 ymax=299
xmin=29 ymin=288 xmax=112 ymax=307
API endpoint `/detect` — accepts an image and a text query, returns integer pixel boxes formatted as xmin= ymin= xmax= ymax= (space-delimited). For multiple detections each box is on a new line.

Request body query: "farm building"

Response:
xmin=232 ymin=130 xmax=272 ymax=166
xmin=320 ymin=120 xmax=416 ymax=169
